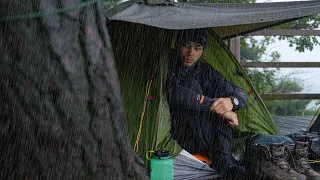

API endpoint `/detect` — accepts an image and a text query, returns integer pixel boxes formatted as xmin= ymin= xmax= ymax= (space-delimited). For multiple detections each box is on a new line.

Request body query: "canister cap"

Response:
xmin=154 ymin=150 xmax=170 ymax=159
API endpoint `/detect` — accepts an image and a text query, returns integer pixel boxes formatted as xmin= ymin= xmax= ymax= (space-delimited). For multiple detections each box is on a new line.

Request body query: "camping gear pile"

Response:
xmin=106 ymin=0 xmax=320 ymax=179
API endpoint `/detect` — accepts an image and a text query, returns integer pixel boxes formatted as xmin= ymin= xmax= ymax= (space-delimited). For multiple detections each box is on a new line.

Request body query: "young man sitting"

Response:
xmin=166 ymin=28 xmax=248 ymax=178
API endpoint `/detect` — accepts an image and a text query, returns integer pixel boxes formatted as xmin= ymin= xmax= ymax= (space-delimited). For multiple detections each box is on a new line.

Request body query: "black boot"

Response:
xmin=213 ymin=153 xmax=247 ymax=179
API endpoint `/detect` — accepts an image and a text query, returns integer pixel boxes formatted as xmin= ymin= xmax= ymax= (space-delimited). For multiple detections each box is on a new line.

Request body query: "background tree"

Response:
xmin=241 ymin=36 xmax=313 ymax=116
xmin=276 ymin=14 xmax=320 ymax=52
xmin=271 ymin=15 xmax=320 ymax=115
xmin=0 ymin=0 xmax=147 ymax=179
xmin=104 ymin=0 xmax=121 ymax=10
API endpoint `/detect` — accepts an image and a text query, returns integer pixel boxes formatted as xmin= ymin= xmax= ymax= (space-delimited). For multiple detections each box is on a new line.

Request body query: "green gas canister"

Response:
xmin=148 ymin=150 xmax=173 ymax=180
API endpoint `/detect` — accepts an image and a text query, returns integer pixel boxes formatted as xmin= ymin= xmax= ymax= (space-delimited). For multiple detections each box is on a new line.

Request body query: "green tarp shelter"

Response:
xmin=106 ymin=0 xmax=320 ymax=165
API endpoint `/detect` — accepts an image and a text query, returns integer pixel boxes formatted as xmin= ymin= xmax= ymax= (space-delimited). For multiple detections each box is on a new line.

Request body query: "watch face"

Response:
xmin=234 ymin=98 xmax=239 ymax=106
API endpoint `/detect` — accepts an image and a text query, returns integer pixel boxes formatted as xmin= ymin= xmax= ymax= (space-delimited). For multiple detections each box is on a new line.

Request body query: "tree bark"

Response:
xmin=0 ymin=0 xmax=148 ymax=179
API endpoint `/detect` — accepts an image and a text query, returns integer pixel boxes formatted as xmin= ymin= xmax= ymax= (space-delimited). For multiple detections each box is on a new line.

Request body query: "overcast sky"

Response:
xmin=254 ymin=37 xmax=320 ymax=94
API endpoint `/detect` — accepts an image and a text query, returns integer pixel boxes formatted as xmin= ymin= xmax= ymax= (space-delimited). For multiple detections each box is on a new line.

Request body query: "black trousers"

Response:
xmin=171 ymin=112 xmax=236 ymax=171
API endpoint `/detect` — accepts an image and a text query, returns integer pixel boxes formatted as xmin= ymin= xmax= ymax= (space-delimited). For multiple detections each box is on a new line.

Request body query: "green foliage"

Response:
xmin=103 ymin=0 xmax=121 ymax=10
xmin=274 ymin=14 xmax=320 ymax=52
xmin=270 ymin=79 xmax=303 ymax=93
xmin=240 ymin=14 xmax=320 ymax=115
xmin=240 ymin=37 xmax=263 ymax=62
xmin=277 ymin=15 xmax=320 ymax=30
xmin=240 ymin=36 xmax=275 ymax=62
xmin=240 ymin=36 xmax=312 ymax=116
xmin=265 ymin=100 xmax=312 ymax=116
xmin=262 ymin=79 xmax=311 ymax=116
xmin=246 ymin=69 xmax=276 ymax=93
xmin=104 ymin=2 xmax=112 ymax=9
xmin=303 ymin=107 xmax=319 ymax=116
xmin=269 ymin=51 xmax=280 ymax=62
xmin=278 ymin=36 xmax=319 ymax=52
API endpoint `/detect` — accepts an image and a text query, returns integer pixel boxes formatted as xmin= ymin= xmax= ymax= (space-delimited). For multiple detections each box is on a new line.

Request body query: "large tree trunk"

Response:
xmin=0 ymin=0 xmax=147 ymax=179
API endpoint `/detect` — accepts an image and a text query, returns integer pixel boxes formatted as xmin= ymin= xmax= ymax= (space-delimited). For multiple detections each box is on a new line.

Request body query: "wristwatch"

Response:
xmin=230 ymin=96 xmax=239 ymax=110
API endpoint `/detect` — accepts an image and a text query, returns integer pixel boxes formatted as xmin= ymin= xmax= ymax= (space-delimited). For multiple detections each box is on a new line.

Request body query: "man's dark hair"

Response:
xmin=176 ymin=28 xmax=208 ymax=50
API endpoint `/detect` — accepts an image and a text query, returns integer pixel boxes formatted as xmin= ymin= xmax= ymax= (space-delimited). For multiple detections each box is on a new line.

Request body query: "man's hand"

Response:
xmin=221 ymin=111 xmax=238 ymax=128
xmin=209 ymin=97 xmax=233 ymax=116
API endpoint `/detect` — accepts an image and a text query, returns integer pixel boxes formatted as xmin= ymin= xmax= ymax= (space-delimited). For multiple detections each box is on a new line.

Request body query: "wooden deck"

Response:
xmin=273 ymin=116 xmax=313 ymax=135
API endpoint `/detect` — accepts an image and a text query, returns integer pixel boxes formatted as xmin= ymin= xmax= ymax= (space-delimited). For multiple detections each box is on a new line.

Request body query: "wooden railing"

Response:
xmin=228 ymin=29 xmax=320 ymax=100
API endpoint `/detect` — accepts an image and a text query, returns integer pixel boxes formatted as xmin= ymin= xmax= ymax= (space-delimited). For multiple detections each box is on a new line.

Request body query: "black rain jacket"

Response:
xmin=166 ymin=56 xmax=247 ymax=152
